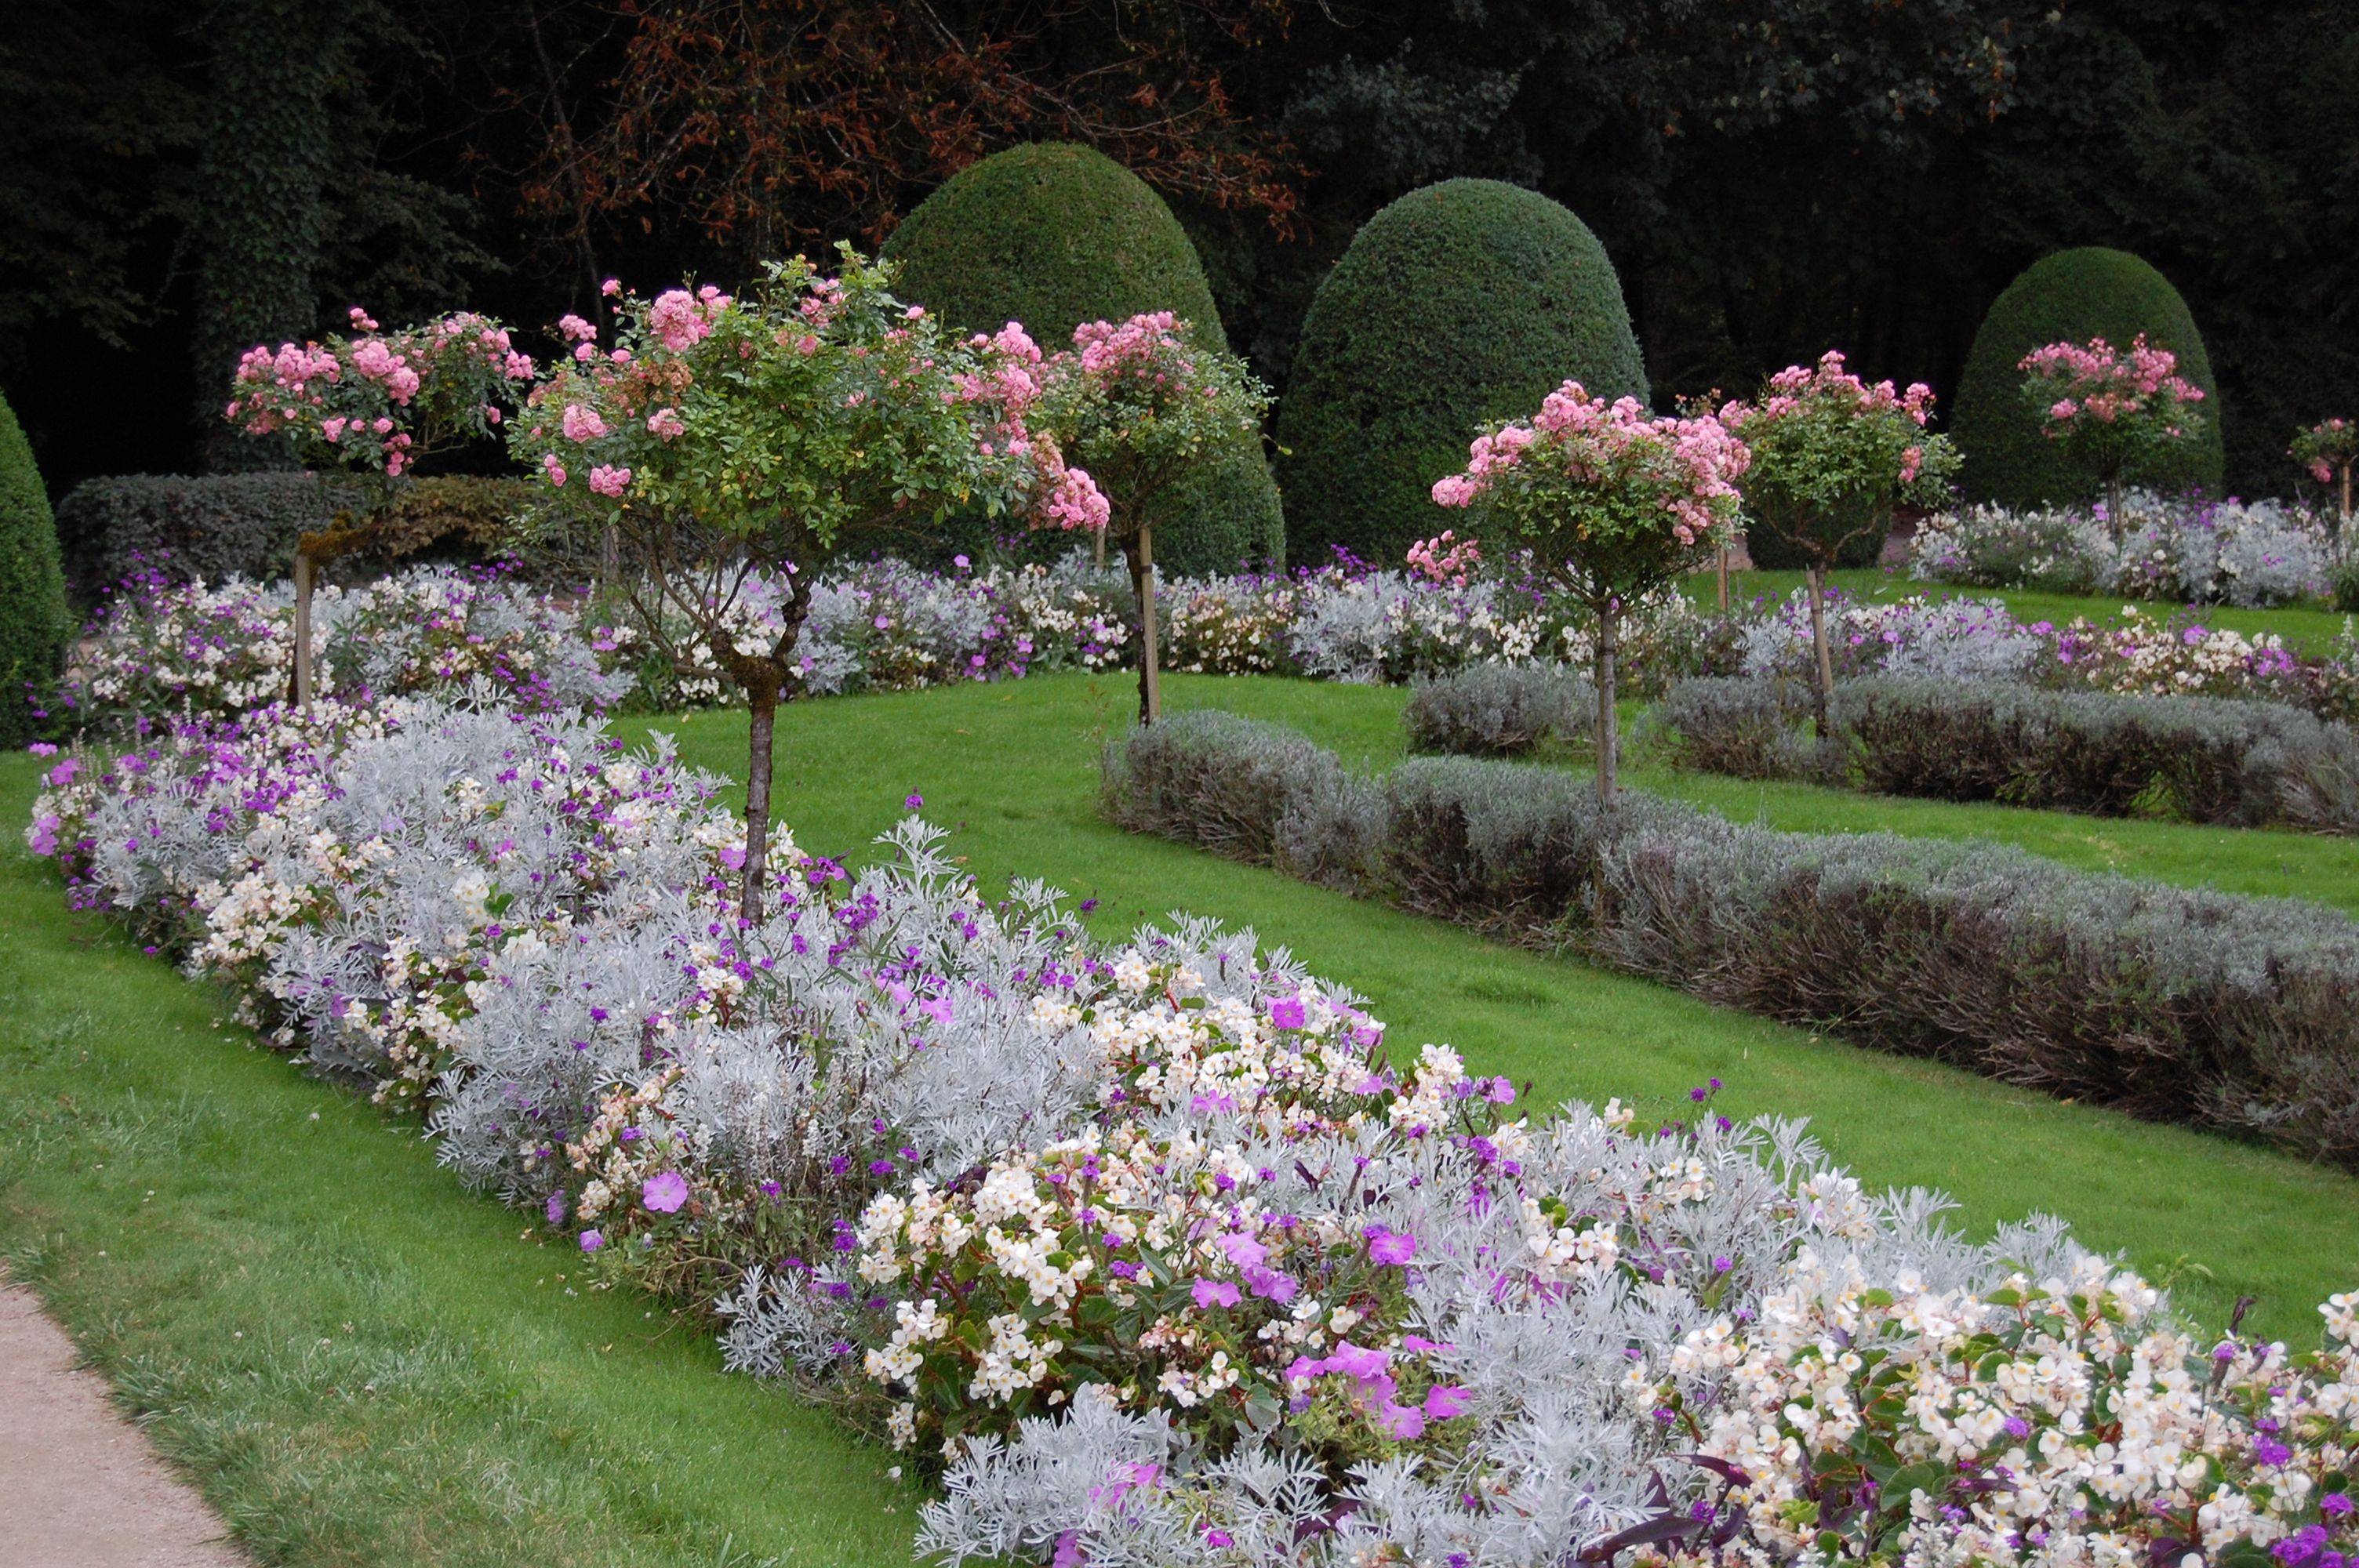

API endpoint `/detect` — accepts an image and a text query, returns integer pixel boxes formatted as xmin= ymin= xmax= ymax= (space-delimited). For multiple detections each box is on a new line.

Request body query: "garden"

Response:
xmin=6 ymin=11 xmax=2359 ymax=1566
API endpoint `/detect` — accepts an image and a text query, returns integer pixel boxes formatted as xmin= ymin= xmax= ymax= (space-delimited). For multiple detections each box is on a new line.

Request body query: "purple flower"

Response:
xmin=1192 ymin=1278 xmax=1241 ymax=1310
xmin=545 ymin=1189 xmax=568 ymax=1225
xmin=1365 ymin=1225 xmax=1416 ymax=1266
xmin=1267 ymin=995 xmax=1307 ymax=1031
xmin=640 ymin=1170 xmax=690 ymax=1214
xmin=1422 ymin=1383 xmax=1472 ymax=1421
xmin=1241 ymin=1265 xmax=1298 ymax=1303
xmin=903 ymin=793 xmax=924 ymax=810
xmin=579 ymin=1229 xmax=605 ymax=1251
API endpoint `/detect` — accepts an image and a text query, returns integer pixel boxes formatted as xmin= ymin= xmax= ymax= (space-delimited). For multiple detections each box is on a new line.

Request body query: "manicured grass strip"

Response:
xmin=0 ymin=758 xmax=921 ymax=1568
xmin=637 ymin=673 xmax=2359 ymax=1341
xmin=1692 ymin=564 xmax=2357 ymax=655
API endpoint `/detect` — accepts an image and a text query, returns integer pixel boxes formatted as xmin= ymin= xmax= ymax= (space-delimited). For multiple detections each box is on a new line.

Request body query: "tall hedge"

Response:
xmin=1276 ymin=180 xmax=1648 ymax=566
xmin=1951 ymin=248 xmax=2225 ymax=508
xmin=881 ymin=142 xmax=1284 ymax=573
xmin=0 ymin=390 xmax=73 ymax=742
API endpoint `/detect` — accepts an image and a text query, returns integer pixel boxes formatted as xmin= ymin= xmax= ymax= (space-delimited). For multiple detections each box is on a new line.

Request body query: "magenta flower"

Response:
xmin=1192 ymin=1278 xmax=1241 ymax=1310
xmin=641 ymin=1170 xmax=690 ymax=1214
xmin=1366 ymin=1225 xmax=1416 ymax=1266
xmin=1267 ymin=995 xmax=1307 ymax=1031
xmin=1423 ymin=1384 xmax=1473 ymax=1421
xmin=579 ymin=1229 xmax=605 ymax=1251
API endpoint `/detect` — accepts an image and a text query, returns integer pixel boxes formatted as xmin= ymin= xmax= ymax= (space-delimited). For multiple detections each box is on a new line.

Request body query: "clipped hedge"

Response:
xmin=0 ymin=389 xmax=73 ymax=742
xmin=881 ymin=142 xmax=1284 ymax=573
xmin=1652 ymin=676 xmax=2359 ymax=834
xmin=1103 ymin=710 xmax=2359 ymax=1165
xmin=1402 ymin=662 xmax=1594 ymax=756
xmin=1276 ymin=179 xmax=1647 ymax=567
xmin=1951 ymin=249 xmax=2225 ymax=507
xmin=56 ymin=474 xmax=544 ymax=603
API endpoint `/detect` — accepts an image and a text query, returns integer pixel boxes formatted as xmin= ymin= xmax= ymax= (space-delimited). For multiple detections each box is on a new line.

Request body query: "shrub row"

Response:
xmin=53 ymin=472 xmax=546 ymax=603
xmin=1652 ymin=675 xmax=2359 ymax=833
xmin=1104 ymin=710 xmax=2359 ymax=1164
xmin=1401 ymin=662 xmax=1595 ymax=756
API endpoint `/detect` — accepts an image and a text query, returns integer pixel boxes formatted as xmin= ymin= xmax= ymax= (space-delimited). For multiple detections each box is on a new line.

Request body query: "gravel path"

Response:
xmin=0 ymin=1282 xmax=247 ymax=1567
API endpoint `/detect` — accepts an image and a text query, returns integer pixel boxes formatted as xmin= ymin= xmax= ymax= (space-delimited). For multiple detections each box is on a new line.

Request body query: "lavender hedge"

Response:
xmin=1104 ymin=711 xmax=2359 ymax=1165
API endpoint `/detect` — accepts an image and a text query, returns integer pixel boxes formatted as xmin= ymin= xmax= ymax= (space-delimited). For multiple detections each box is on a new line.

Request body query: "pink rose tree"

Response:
xmin=2293 ymin=418 xmax=2357 ymax=527
xmin=1030 ymin=311 xmax=1269 ymax=724
xmin=2017 ymin=333 xmax=2206 ymax=535
xmin=1428 ymin=382 xmax=1747 ymax=804
xmin=1721 ymin=351 xmax=1959 ymax=743
xmin=504 ymin=246 xmax=1092 ymax=919
xmin=224 ymin=307 xmax=533 ymax=703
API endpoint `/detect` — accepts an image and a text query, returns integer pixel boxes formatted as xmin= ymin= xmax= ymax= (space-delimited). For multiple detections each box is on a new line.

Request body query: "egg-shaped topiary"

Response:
xmin=882 ymin=142 xmax=1283 ymax=572
xmin=0 ymin=387 xmax=71 ymax=743
xmin=1275 ymin=179 xmax=1648 ymax=567
xmin=1950 ymin=248 xmax=2224 ymax=508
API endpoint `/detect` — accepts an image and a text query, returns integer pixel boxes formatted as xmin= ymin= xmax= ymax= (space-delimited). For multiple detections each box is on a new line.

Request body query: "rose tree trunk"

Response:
xmin=1592 ymin=595 xmax=1619 ymax=808
xmin=1124 ymin=525 xmax=1162 ymax=726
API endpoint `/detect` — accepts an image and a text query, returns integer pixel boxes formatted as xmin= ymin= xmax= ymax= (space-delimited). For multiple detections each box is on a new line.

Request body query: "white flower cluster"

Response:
xmin=1910 ymin=491 xmax=2343 ymax=609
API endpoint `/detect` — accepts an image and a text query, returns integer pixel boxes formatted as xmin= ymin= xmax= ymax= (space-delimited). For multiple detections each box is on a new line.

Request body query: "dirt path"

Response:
xmin=0 ymin=1282 xmax=248 ymax=1567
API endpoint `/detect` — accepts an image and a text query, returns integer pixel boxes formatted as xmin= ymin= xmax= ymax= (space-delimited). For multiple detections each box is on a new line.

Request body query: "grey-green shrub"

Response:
xmin=1101 ymin=715 xmax=2359 ymax=1165
xmin=1402 ymin=663 xmax=1594 ymax=756
xmin=1652 ymin=675 xmax=2359 ymax=833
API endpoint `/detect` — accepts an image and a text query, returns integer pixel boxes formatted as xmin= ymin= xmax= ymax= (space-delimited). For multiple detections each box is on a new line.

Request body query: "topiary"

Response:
xmin=0 ymin=387 xmax=73 ymax=742
xmin=882 ymin=142 xmax=1284 ymax=573
xmin=1276 ymin=179 xmax=1648 ymax=568
xmin=1950 ymin=248 xmax=2224 ymax=508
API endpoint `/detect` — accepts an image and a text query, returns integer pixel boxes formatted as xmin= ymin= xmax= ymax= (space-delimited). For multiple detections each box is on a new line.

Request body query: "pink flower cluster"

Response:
xmin=647 ymin=285 xmax=731 ymax=354
xmin=1406 ymin=528 xmax=1483 ymax=586
xmin=1717 ymin=351 xmax=1936 ymax=481
xmin=1071 ymin=310 xmax=1190 ymax=382
xmin=2019 ymin=334 xmax=2204 ymax=436
xmin=2294 ymin=417 xmax=2356 ymax=485
xmin=1434 ymin=382 xmax=1749 ymax=547
xmin=226 ymin=312 xmax=528 ymax=477
xmin=1281 ymin=1339 xmax=1472 ymax=1443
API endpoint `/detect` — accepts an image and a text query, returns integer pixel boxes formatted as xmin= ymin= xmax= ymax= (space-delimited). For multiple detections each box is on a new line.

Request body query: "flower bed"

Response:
xmin=1103 ymin=710 xmax=2359 ymax=1167
xmin=1909 ymin=491 xmax=2346 ymax=609
xmin=1650 ymin=675 xmax=2359 ymax=834
xmin=21 ymin=645 xmax=2359 ymax=1563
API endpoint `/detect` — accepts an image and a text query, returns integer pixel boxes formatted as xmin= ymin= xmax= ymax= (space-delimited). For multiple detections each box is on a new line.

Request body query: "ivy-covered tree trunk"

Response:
xmin=191 ymin=0 xmax=341 ymax=470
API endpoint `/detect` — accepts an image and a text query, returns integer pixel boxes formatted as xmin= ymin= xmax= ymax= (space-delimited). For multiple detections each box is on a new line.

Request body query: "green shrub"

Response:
xmin=1740 ymin=519 xmax=1886 ymax=572
xmin=882 ymin=142 xmax=1283 ymax=573
xmin=0 ymin=390 xmax=71 ymax=742
xmin=1275 ymin=179 xmax=1648 ymax=567
xmin=1951 ymin=249 xmax=2224 ymax=508
xmin=56 ymin=474 xmax=542 ymax=604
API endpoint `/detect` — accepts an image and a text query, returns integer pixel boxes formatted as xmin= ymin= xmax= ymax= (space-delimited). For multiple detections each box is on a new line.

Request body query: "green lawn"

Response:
xmin=5 ymin=670 xmax=2358 ymax=1566
xmin=1688 ymin=564 xmax=2357 ymax=655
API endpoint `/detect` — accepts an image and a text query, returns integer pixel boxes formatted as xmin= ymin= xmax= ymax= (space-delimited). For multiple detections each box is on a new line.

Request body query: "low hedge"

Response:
xmin=1402 ymin=662 xmax=1594 ymax=757
xmin=1103 ymin=710 xmax=2359 ymax=1165
xmin=55 ymin=473 xmax=545 ymax=604
xmin=1651 ymin=676 xmax=2359 ymax=834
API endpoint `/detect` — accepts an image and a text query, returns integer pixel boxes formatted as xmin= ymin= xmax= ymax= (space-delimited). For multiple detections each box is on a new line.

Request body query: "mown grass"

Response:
xmin=0 ymin=757 xmax=924 ymax=1568
xmin=1688 ymin=564 xmax=2357 ymax=655
xmin=3 ymin=667 xmax=2357 ymax=1566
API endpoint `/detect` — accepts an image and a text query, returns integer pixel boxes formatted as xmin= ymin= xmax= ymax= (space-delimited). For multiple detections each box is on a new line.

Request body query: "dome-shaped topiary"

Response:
xmin=1950 ymin=248 xmax=2224 ymax=507
xmin=1276 ymin=179 xmax=1648 ymax=567
xmin=0 ymin=388 xmax=71 ymax=743
xmin=882 ymin=142 xmax=1283 ymax=572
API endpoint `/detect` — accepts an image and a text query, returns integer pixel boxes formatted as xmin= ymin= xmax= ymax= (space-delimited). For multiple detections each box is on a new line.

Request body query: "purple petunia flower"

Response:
xmin=1366 ymin=1225 xmax=1416 ymax=1266
xmin=640 ymin=1170 xmax=690 ymax=1214
xmin=1192 ymin=1278 xmax=1241 ymax=1310
xmin=579 ymin=1229 xmax=604 ymax=1251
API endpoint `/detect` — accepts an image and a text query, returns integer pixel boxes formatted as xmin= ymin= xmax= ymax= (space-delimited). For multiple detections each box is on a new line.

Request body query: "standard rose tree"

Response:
xmin=2294 ymin=419 xmax=2357 ymax=528
xmin=504 ymin=247 xmax=1095 ymax=919
xmin=224 ymin=308 xmax=532 ymax=702
xmin=1721 ymin=352 xmax=1959 ymax=745
xmin=2017 ymin=333 xmax=2205 ymax=534
xmin=1427 ymin=383 xmax=1747 ymax=804
xmin=1030 ymin=311 xmax=1267 ymax=724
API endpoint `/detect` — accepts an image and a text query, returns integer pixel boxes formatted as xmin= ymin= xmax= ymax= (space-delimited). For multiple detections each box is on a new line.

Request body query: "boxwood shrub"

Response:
xmin=56 ymin=473 xmax=546 ymax=604
xmin=1950 ymin=249 xmax=2225 ymax=507
xmin=0 ymin=389 xmax=72 ymax=742
xmin=1275 ymin=179 xmax=1647 ymax=568
xmin=1103 ymin=710 xmax=2359 ymax=1165
xmin=881 ymin=142 xmax=1284 ymax=573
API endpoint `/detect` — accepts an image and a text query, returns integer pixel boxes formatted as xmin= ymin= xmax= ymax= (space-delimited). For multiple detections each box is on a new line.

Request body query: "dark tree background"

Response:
xmin=3 ymin=0 xmax=2350 ymax=500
